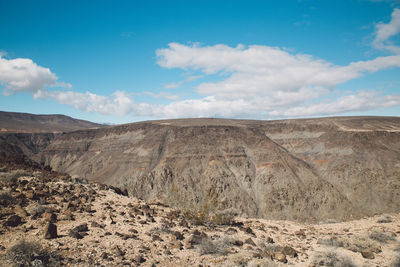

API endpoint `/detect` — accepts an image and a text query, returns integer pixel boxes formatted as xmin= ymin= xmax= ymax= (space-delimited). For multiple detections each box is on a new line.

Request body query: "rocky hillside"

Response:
xmin=39 ymin=116 xmax=400 ymax=223
xmin=0 ymin=167 xmax=399 ymax=266
xmin=0 ymin=111 xmax=102 ymax=133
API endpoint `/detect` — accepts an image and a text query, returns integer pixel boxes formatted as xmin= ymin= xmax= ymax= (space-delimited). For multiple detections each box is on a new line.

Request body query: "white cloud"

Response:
xmin=373 ymin=8 xmax=400 ymax=53
xmin=34 ymin=89 xmax=134 ymax=116
xmin=269 ymin=91 xmax=400 ymax=118
xmin=155 ymin=42 xmax=400 ymax=117
xmin=0 ymin=55 xmax=71 ymax=95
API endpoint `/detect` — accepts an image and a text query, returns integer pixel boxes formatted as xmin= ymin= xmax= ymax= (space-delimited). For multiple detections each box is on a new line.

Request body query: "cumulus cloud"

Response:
xmin=372 ymin=8 xmax=400 ymax=53
xmin=0 ymin=55 xmax=70 ymax=95
xmin=154 ymin=42 xmax=400 ymax=118
xmin=34 ymin=90 xmax=135 ymax=116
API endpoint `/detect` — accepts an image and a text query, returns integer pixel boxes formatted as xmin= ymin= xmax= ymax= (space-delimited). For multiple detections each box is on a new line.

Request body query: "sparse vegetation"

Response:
xmin=317 ymin=237 xmax=345 ymax=248
xmin=198 ymin=237 xmax=232 ymax=255
xmin=377 ymin=214 xmax=393 ymax=223
xmin=317 ymin=235 xmax=381 ymax=253
xmin=312 ymin=250 xmax=356 ymax=267
xmin=0 ymin=169 xmax=29 ymax=184
xmin=391 ymin=255 xmax=400 ymax=267
xmin=369 ymin=230 xmax=396 ymax=243
xmin=6 ymin=240 xmax=61 ymax=267
xmin=27 ymin=204 xmax=46 ymax=218
xmin=0 ymin=190 xmax=15 ymax=206
xmin=183 ymin=206 xmax=238 ymax=226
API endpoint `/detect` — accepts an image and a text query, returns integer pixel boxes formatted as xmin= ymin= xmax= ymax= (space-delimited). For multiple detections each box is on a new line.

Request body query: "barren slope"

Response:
xmin=40 ymin=117 xmax=400 ymax=222
xmin=0 ymin=111 xmax=102 ymax=133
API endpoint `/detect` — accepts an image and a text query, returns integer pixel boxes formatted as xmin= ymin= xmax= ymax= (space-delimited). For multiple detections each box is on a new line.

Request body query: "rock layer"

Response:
xmin=39 ymin=117 xmax=400 ymax=222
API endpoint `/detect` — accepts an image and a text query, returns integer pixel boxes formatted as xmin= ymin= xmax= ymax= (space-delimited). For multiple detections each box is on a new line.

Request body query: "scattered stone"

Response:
xmin=172 ymin=231 xmax=184 ymax=240
xmin=282 ymin=246 xmax=298 ymax=257
xmin=43 ymin=212 xmax=57 ymax=222
xmin=244 ymin=237 xmax=256 ymax=246
xmin=361 ymin=250 xmax=375 ymax=259
xmin=4 ymin=214 xmax=22 ymax=227
xmin=152 ymin=234 xmax=163 ymax=242
xmin=233 ymin=240 xmax=244 ymax=246
xmin=44 ymin=222 xmax=58 ymax=239
xmin=134 ymin=255 xmax=146 ymax=264
xmin=13 ymin=205 xmax=28 ymax=218
xmin=69 ymin=229 xmax=84 ymax=239
xmin=112 ymin=245 xmax=125 ymax=257
xmin=73 ymin=223 xmax=89 ymax=232
xmin=90 ymin=221 xmax=104 ymax=228
xmin=295 ymin=230 xmax=306 ymax=238
xmin=266 ymin=237 xmax=274 ymax=243
xmin=273 ymin=252 xmax=287 ymax=263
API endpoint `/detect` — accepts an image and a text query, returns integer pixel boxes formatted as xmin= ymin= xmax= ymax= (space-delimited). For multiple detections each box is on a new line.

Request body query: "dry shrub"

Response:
xmin=369 ymin=230 xmax=396 ymax=243
xmin=220 ymin=254 xmax=278 ymax=267
xmin=318 ymin=235 xmax=381 ymax=253
xmin=344 ymin=236 xmax=381 ymax=253
xmin=183 ymin=207 xmax=237 ymax=226
xmin=377 ymin=214 xmax=393 ymax=223
xmin=198 ymin=237 xmax=232 ymax=256
xmin=209 ymin=208 xmax=238 ymax=225
xmin=391 ymin=255 xmax=400 ymax=267
xmin=27 ymin=204 xmax=46 ymax=219
xmin=6 ymin=240 xmax=61 ymax=267
xmin=0 ymin=169 xmax=29 ymax=184
xmin=312 ymin=250 xmax=356 ymax=267
xmin=0 ymin=190 xmax=14 ymax=206
xmin=317 ymin=237 xmax=345 ymax=248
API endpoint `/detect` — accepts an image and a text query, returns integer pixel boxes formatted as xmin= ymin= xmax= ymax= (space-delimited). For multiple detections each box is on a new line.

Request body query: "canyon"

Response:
xmin=1 ymin=112 xmax=400 ymax=223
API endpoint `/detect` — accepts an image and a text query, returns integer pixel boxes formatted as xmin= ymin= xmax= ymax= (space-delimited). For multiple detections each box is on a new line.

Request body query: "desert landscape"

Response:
xmin=0 ymin=111 xmax=399 ymax=266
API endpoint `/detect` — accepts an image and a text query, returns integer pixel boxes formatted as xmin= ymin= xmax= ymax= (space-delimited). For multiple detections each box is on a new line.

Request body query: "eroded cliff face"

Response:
xmin=39 ymin=117 xmax=400 ymax=222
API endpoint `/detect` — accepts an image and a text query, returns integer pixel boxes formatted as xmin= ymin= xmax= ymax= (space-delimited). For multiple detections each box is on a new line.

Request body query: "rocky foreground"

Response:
xmin=0 ymin=167 xmax=399 ymax=267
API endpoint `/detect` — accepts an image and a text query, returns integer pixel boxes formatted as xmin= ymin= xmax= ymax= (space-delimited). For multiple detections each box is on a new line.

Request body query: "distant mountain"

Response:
xmin=38 ymin=116 xmax=400 ymax=222
xmin=0 ymin=111 xmax=102 ymax=133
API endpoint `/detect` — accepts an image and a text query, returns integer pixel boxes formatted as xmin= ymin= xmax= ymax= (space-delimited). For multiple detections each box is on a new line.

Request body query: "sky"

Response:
xmin=1 ymin=0 xmax=400 ymax=124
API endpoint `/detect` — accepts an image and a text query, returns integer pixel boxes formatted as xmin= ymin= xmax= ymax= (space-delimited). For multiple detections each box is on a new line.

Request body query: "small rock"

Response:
xmin=43 ymin=212 xmax=57 ymax=223
xmin=266 ymin=237 xmax=274 ymax=243
xmin=101 ymin=252 xmax=108 ymax=259
xmin=69 ymin=229 xmax=84 ymax=239
xmin=73 ymin=223 xmax=89 ymax=232
xmin=4 ymin=214 xmax=22 ymax=227
xmin=44 ymin=222 xmax=58 ymax=239
xmin=134 ymin=255 xmax=146 ymax=264
xmin=152 ymin=234 xmax=163 ymax=242
xmin=172 ymin=231 xmax=184 ymax=240
xmin=13 ymin=205 xmax=28 ymax=218
xmin=295 ymin=230 xmax=306 ymax=238
xmin=233 ymin=240 xmax=244 ymax=246
xmin=244 ymin=237 xmax=256 ymax=246
xmin=282 ymin=246 xmax=298 ymax=257
xmin=273 ymin=252 xmax=287 ymax=263
xmin=91 ymin=221 xmax=104 ymax=228
xmin=112 ymin=245 xmax=125 ymax=257
xmin=361 ymin=250 xmax=375 ymax=259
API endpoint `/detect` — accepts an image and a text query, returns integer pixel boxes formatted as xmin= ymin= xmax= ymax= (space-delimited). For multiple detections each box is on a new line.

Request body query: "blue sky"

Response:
xmin=1 ymin=0 xmax=400 ymax=124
